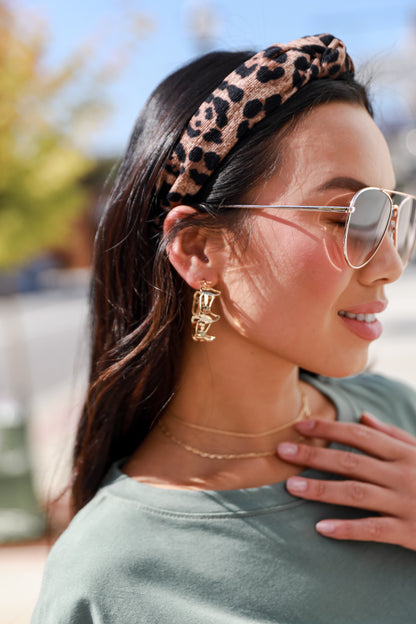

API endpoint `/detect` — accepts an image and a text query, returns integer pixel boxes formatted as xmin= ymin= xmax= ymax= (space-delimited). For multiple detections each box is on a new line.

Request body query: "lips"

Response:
xmin=337 ymin=301 xmax=387 ymax=341
xmin=338 ymin=300 xmax=388 ymax=316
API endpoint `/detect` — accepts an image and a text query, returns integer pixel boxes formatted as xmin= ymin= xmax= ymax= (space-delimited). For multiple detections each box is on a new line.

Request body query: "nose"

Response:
xmin=358 ymin=222 xmax=403 ymax=285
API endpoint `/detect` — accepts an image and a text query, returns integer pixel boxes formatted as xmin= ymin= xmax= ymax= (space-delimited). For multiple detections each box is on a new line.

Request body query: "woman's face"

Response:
xmin=218 ymin=101 xmax=403 ymax=377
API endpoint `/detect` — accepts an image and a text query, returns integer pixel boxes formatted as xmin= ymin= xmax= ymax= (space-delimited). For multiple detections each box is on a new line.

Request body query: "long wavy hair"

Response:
xmin=72 ymin=49 xmax=372 ymax=513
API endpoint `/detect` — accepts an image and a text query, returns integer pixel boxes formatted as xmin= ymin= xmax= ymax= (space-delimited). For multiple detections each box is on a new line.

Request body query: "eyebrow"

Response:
xmin=317 ymin=176 xmax=368 ymax=193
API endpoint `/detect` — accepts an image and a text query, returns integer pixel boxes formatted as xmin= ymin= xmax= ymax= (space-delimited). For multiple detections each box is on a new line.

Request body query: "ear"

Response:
xmin=163 ymin=206 xmax=221 ymax=290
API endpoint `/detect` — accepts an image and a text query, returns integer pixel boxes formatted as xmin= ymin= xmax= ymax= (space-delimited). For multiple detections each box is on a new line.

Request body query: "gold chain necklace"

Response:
xmin=157 ymin=387 xmax=311 ymax=460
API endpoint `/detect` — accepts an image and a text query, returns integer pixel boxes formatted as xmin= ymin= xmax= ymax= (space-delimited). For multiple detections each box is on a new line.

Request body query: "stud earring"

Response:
xmin=191 ymin=280 xmax=221 ymax=342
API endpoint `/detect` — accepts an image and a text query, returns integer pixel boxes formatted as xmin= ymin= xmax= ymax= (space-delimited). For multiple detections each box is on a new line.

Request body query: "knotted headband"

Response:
xmin=159 ymin=33 xmax=354 ymax=209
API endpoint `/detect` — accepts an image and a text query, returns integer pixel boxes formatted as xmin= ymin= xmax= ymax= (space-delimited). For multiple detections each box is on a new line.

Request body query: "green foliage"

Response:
xmin=0 ymin=1 xmax=107 ymax=268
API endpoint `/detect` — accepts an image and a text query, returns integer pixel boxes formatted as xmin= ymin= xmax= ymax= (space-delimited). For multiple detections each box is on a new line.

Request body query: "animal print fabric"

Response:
xmin=159 ymin=33 xmax=354 ymax=209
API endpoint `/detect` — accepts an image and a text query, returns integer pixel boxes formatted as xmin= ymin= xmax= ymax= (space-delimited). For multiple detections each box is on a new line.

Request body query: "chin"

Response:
xmin=305 ymin=353 xmax=370 ymax=379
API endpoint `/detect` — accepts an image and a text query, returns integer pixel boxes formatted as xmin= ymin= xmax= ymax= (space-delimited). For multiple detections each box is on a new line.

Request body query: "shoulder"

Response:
xmin=32 ymin=494 xmax=111 ymax=622
xmin=336 ymin=372 xmax=416 ymax=402
xmin=307 ymin=372 xmax=416 ymax=433
xmin=32 ymin=474 xmax=152 ymax=622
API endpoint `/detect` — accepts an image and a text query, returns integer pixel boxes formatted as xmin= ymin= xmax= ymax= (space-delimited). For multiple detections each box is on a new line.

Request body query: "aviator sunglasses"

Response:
xmin=220 ymin=187 xmax=416 ymax=269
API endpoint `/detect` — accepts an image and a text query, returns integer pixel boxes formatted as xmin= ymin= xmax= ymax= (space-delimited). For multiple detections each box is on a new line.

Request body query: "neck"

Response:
xmin=165 ymin=327 xmax=305 ymax=436
xmin=125 ymin=324 xmax=335 ymax=490
xmin=125 ymin=323 xmax=338 ymax=490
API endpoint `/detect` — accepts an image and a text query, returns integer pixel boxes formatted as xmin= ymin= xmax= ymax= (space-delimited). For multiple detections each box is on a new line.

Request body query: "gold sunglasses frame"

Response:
xmin=219 ymin=187 xmax=416 ymax=269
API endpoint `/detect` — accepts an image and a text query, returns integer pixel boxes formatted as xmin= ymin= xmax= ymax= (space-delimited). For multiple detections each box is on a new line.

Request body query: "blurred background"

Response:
xmin=1 ymin=0 xmax=416 ymax=621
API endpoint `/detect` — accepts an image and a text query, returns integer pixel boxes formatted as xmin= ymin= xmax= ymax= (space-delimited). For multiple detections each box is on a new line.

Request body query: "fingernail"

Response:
xmin=286 ymin=476 xmax=308 ymax=492
xmin=361 ymin=412 xmax=379 ymax=423
xmin=296 ymin=419 xmax=316 ymax=432
xmin=316 ymin=520 xmax=336 ymax=534
xmin=278 ymin=442 xmax=298 ymax=456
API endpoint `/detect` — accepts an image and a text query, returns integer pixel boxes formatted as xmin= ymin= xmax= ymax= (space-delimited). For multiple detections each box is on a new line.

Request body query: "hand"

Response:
xmin=277 ymin=413 xmax=416 ymax=550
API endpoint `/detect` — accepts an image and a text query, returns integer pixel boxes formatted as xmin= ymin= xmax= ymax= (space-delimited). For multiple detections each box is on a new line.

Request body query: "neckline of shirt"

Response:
xmin=99 ymin=374 xmax=361 ymax=516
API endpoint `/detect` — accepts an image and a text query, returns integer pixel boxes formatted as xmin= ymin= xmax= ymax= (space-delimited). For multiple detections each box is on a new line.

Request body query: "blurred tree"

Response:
xmin=0 ymin=0 xmax=154 ymax=269
xmin=0 ymin=1 xmax=89 ymax=268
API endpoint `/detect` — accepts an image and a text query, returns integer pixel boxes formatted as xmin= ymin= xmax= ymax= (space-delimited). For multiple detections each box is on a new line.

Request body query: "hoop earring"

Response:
xmin=191 ymin=280 xmax=221 ymax=342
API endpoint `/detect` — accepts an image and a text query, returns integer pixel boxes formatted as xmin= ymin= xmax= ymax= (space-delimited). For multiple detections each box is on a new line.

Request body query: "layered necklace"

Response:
xmin=157 ymin=385 xmax=311 ymax=460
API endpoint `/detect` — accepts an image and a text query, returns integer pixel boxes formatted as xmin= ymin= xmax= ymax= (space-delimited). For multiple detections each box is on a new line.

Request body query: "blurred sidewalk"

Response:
xmin=0 ymin=264 xmax=415 ymax=624
xmin=1 ymin=539 xmax=49 ymax=624
xmin=0 ymin=278 xmax=88 ymax=624
xmin=0 ymin=378 xmax=80 ymax=623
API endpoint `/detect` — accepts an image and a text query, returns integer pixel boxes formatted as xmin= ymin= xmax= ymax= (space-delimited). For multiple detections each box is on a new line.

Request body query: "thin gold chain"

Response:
xmin=157 ymin=387 xmax=311 ymax=460
xmin=168 ymin=387 xmax=310 ymax=438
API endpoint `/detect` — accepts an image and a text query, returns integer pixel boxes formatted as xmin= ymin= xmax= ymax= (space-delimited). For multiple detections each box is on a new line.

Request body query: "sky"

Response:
xmin=21 ymin=0 xmax=416 ymax=156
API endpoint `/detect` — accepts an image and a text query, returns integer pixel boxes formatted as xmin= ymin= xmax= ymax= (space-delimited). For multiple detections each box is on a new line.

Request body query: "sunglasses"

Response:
xmin=221 ymin=187 xmax=416 ymax=269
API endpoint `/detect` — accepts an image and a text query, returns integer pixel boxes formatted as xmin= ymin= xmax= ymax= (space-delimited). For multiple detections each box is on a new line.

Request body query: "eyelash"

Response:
xmin=322 ymin=215 xmax=347 ymax=228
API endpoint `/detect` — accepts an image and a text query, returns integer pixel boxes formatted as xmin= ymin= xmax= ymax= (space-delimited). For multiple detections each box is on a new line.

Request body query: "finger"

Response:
xmin=286 ymin=476 xmax=402 ymax=515
xmin=294 ymin=419 xmax=411 ymax=461
xmin=360 ymin=412 xmax=416 ymax=447
xmin=315 ymin=517 xmax=409 ymax=547
xmin=277 ymin=442 xmax=396 ymax=486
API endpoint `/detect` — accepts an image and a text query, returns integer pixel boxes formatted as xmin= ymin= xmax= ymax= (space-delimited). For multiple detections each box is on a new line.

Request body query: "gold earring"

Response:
xmin=191 ymin=280 xmax=221 ymax=342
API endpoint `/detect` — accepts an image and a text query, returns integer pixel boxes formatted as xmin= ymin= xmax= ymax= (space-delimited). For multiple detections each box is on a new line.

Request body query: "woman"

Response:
xmin=33 ymin=34 xmax=416 ymax=623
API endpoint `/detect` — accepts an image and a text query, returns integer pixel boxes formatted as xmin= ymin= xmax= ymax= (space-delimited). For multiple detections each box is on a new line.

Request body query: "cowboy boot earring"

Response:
xmin=191 ymin=280 xmax=221 ymax=342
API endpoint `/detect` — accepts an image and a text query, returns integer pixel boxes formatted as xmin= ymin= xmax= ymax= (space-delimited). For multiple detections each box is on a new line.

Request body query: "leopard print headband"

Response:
xmin=158 ymin=33 xmax=354 ymax=209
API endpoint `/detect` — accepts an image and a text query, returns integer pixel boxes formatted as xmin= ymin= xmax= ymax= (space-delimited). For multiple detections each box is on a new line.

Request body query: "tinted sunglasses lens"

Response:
xmin=346 ymin=189 xmax=391 ymax=268
xmin=397 ymin=196 xmax=416 ymax=264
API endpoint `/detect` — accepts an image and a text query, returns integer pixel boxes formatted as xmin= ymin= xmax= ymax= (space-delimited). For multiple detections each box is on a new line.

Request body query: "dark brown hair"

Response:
xmin=72 ymin=49 xmax=372 ymax=513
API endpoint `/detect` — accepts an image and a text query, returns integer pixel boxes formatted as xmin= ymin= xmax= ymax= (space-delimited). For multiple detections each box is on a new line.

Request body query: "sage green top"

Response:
xmin=32 ymin=373 xmax=416 ymax=623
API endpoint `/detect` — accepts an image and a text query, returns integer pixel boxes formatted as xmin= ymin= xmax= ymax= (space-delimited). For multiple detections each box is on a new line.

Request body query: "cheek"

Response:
xmin=222 ymin=225 xmax=349 ymax=334
xmin=262 ymin=225 xmax=347 ymax=302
